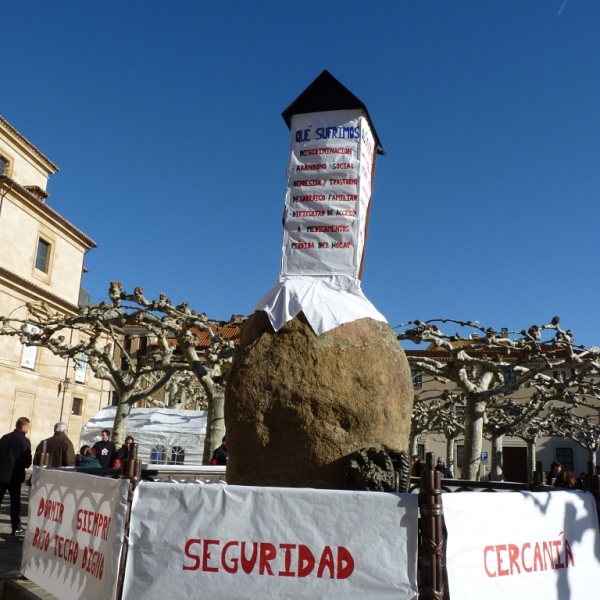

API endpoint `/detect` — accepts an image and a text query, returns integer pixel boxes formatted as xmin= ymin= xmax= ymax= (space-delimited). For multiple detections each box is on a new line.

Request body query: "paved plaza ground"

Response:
xmin=0 ymin=484 xmax=28 ymax=583
xmin=0 ymin=483 xmax=55 ymax=599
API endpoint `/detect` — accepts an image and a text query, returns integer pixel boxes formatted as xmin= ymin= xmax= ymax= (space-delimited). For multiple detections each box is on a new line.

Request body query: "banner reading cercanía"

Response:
xmin=122 ymin=483 xmax=418 ymax=600
xmin=443 ymin=490 xmax=600 ymax=600
xmin=281 ymin=109 xmax=375 ymax=278
xmin=22 ymin=468 xmax=129 ymax=600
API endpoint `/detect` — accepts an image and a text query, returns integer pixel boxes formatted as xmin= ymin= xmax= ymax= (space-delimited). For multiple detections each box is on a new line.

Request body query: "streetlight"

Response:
xmin=59 ymin=377 xmax=72 ymax=421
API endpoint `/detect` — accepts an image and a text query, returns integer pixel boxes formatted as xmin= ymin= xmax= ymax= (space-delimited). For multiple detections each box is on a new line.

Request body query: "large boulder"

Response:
xmin=225 ymin=311 xmax=413 ymax=489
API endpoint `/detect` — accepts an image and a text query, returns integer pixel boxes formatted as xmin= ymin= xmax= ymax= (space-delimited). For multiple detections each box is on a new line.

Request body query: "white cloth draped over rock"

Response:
xmin=254 ymin=275 xmax=387 ymax=336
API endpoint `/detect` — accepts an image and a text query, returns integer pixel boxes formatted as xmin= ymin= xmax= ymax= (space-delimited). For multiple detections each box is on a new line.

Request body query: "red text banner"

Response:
xmin=22 ymin=468 xmax=129 ymax=600
xmin=122 ymin=483 xmax=418 ymax=600
xmin=281 ymin=109 xmax=375 ymax=278
xmin=443 ymin=490 xmax=600 ymax=600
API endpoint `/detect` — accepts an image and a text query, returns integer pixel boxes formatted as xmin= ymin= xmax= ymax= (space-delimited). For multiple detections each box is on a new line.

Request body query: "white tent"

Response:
xmin=79 ymin=406 xmax=208 ymax=466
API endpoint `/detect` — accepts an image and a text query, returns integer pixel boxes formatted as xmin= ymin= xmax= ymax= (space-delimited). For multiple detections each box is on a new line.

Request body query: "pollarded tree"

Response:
xmin=0 ymin=282 xmax=243 ymax=459
xmin=410 ymin=386 xmax=464 ymax=476
xmin=553 ymin=406 xmax=600 ymax=469
xmin=409 ymin=387 xmax=447 ymax=456
xmin=397 ymin=317 xmax=600 ymax=479
xmin=484 ymin=395 xmax=551 ymax=481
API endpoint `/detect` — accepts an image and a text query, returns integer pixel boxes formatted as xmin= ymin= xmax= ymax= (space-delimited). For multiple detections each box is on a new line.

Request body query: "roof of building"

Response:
xmin=0 ymin=265 xmax=80 ymax=314
xmin=0 ymin=176 xmax=97 ymax=248
xmin=130 ymin=322 xmax=241 ymax=349
xmin=405 ymin=345 xmax=571 ymax=362
xmin=0 ymin=116 xmax=59 ymax=173
xmin=281 ymin=70 xmax=383 ymax=152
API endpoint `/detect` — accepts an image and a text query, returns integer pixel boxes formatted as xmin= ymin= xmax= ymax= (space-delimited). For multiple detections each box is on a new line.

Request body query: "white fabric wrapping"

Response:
xmin=254 ymin=275 xmax=387 ymax=335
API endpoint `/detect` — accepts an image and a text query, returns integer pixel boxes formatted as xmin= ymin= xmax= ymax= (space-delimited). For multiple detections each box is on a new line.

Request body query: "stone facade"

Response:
xmin=0 ymin=116 xmax=106 ymax=451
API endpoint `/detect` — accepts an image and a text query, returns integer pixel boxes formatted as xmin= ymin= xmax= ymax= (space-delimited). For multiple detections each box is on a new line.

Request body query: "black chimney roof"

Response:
xmin=281 ymin=70 xmax=383 ymax=153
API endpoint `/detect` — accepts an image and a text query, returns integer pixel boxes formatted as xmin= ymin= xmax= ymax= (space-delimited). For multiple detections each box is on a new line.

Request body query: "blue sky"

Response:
xmin=2 ymin=2 xmax=599 ymax=346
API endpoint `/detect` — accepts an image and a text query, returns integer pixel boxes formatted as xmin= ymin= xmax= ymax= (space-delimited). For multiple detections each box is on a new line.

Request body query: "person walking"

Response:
xmin=34 ymin=422 xmax=76 ymax=467
xmin=0 ymin=417 xmax=32 ymax=536
xmin=92 ymin=429 xmax=117 ymax=469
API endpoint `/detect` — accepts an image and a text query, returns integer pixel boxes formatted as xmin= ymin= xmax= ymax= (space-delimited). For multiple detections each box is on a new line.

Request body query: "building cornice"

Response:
xmin=0 ymin=176 xmax=97 ymax=250
xmin=0 ymin=266 xmax=80 ymax=315
xmin=0 ymin=116 xmax=59 ymax=173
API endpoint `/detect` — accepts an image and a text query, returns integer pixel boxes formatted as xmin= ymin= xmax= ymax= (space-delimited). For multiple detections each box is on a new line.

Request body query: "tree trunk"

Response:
xmin=111 ymin=391 xmax=134 ymax=447
xmin=461 ymin=397 xmax=485 ymax=480
xmin=489 ymin=433 xmax=505 ymax=481
xmin=410 ymin=434 xmax=419 ymax=457
xmin=526 ymin=438 xmax=537 ymax=484
xmin=588 ymin=449 xmax=597 ymax=469
xmin=202 ymin=378 xmax=225 ymax=465
xmin=446 ymin=437 xmax=455 ymax=477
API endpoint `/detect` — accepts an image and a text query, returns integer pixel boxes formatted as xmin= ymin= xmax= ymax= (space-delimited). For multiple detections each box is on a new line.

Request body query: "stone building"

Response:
xmin=0 ymin=116 xmax=107 ymax=450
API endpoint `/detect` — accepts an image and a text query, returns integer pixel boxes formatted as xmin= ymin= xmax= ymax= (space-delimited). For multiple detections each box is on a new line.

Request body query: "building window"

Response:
xmin=456 ymin=445 xmax=464 ymax=468
xmin=455 ymin=404 xmax=466 ymax=418
xmin=151 ymin=444 xmax=167 ymax=464
xmin=71 ymin=397 xmax=83 ymax=416
xmin=417 ymin=443 xmax=425 ymax=461
xmin=504 ymin=370 xmax=517 ymax=383
xmin=0 ymin=155 xmax=8 ymax=176
xmin=556 ymin=447 xmax=574 ymax=472
xmin=111 ymin=391 xmax=119 ymax=406
xmin=171 ymin=446 xmax=185 ymax=465
xmin=35 ymin=238 xmax=51 ymax=273
xmin=138 ymin=336 xmax=148 ymax=358
xmin=411 ymin=370 xmax=423 ymax=389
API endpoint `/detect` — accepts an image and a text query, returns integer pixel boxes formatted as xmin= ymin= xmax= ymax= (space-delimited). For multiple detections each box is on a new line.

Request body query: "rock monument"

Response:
xmin=225 ymin=71 xmax=413 ymax=489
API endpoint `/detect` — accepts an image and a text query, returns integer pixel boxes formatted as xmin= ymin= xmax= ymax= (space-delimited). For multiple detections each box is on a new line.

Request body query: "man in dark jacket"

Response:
xmin=92 ymin=429 xmax=117 ymax=469
xmin=34 ymin=422 xmax=76 ymax=468
xmin=435 ymin=457 xmax=453 ymax=479
xmin=0 ymin=417 xmax=32 ymax=535
xmin=114 ymin=436 xmax=135 ymax=467
xmin=210 ymin=437 xmax=228 ymax=466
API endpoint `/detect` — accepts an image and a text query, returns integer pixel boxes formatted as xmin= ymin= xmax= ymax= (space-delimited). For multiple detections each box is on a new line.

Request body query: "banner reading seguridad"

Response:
xmin=22 ymin=468 xmax=129 ymax=600
xmin=122 ymin=483 xmax=418 ymax=600
xmin=443 ymin=490 xmax=600 ymax=600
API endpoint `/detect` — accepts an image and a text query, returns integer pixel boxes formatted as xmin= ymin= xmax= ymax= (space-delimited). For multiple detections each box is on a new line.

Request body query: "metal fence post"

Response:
xmin=39 ymin=440 xmax=49 ymax=468
xmin=419 ymin=452 xmax=445 ymax=600
xmin=115 ymin=443 xmax=142 ymax=600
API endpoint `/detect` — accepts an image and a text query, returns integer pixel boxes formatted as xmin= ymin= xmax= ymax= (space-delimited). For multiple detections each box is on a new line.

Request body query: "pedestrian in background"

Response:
xmin=411 ymin=454 xmax=423 ymax=477
xmin=435 ymin=456 xmax=453 ymax=478
xmin=554 ymin=469 xmax=577 ymax=489
xmin=0 ymin=417 xmax=32 ymax=536
xmin=113 ymin=436 xmax=135 ymax=468
xmin=546 ymin=461 xmax=562 ymax=485
xmin=210 ymin=436 xmax=228 ymax=466
xmin=75 ymin=445 xmax=102 ymax=468
xmin=34 ymin=422 xmax=75 ymax=467
xmin=92 ymin=429 xmax=117 ymax=469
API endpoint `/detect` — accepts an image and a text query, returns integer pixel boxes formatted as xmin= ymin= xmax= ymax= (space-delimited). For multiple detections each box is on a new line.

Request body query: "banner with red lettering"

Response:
xmin=281 ymin=109 xmax=375 ymax=278
xmin=443 ymin=490 xmax=600 ymax=600
xmin=122 ymin=483 xmax=418 ymax=600
xmin=22 ymin=468 xmax=129 ymax=600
